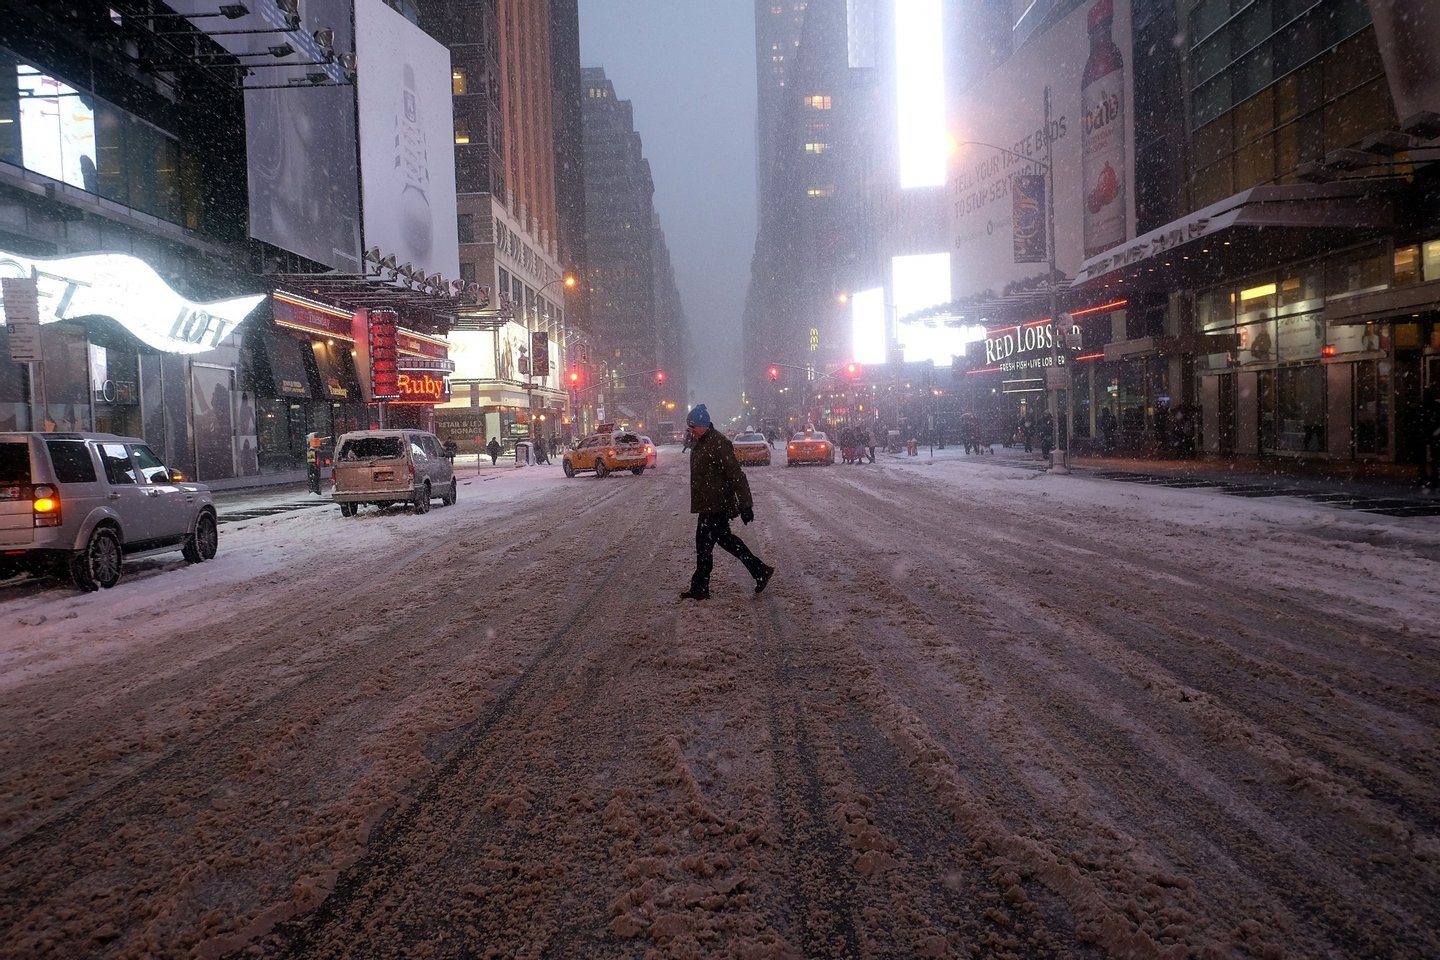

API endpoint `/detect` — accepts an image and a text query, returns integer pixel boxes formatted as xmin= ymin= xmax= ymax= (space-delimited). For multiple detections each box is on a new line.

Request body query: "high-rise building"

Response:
xmin=743 ymin=1 xmax=854 ymax=428
xmin=419 ymin=0 xmax=581 ymax=449
xmin=581 ymin=67 xmax=684 ymax=428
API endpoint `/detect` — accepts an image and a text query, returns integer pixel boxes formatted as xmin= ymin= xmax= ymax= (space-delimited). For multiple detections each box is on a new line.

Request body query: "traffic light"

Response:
xmin=844 ymin=361 xmax=861 ymax=379
xmin=567 ymin=368 xmax=582 ymax=387
xmin=768 ymin=365 xmax=779 ymax=381
xmin=655 ymin=370 xmax=666 ymax=384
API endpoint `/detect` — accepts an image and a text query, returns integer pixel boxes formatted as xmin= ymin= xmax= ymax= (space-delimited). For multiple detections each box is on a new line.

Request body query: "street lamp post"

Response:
xmin=526 ymin=274 xmax=576 ymax=453
xmin=956 ymin=85 xmax=1068 ymax=473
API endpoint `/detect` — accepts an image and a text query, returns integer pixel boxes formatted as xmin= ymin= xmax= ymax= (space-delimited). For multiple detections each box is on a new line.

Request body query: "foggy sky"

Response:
xmin=577 ymin=1 xmax=757 ymax=425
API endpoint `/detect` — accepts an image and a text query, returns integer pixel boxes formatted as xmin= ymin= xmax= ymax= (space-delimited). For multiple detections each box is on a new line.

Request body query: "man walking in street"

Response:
xmin=680 ymin=403 xmax=775 ymax=601
xmin=486 ymin=436 xmax=501 ymax=465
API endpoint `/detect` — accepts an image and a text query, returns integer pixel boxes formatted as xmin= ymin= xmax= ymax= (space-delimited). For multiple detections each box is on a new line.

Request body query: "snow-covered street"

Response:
xmin=2 ymin=451 xmax=1438 ymax=959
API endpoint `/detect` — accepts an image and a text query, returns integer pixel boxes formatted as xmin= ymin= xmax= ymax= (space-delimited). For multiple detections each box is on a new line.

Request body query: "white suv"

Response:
xmin=0 ymin=432 xmax=218 ymax=591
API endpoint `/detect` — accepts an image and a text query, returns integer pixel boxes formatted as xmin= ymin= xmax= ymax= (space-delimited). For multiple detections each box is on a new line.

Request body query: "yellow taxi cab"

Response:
xmin=732 ymin=431 xmax=771 ymax=466
xmin=563 ymin=430 xmax=649 ymax=478
xmin=786 ymin=430 xmax=834 ymax=466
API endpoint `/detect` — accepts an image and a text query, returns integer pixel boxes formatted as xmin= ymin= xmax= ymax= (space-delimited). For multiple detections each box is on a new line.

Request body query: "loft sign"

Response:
xmin=0 ymin=250 xmax=262 ymax=354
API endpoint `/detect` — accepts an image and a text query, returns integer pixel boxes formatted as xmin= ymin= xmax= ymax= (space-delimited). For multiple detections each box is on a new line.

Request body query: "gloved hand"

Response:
xmin=740 ymin=507 xmax=754 ymax=525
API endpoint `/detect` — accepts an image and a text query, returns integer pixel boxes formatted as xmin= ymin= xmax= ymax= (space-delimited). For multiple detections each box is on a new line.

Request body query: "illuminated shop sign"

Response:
xmin=368 ymin=308 xmax=400 ymax=399
xmin=395 ymin=372 xmax=449 ymax=402
xmin=981 ymin=318 xmax=1082 ymax=372
xmin=0 ymin=250 xmax=262 ymax=353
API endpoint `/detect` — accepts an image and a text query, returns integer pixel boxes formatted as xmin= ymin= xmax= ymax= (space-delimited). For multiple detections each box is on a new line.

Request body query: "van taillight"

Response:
xmin=32 ymin=484 xmax=61 ymax=527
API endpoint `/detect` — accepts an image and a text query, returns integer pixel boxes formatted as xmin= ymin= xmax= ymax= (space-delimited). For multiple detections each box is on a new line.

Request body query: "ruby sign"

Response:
xmin=368 ymin=309 xmax=400 ymax=399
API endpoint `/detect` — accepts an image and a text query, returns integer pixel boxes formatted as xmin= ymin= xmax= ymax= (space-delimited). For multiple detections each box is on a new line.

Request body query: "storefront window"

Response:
xmin=1277 ymin=267 xmax=1322 ymax=313
xmin=39 ymin=323 xmax=92 ymax=432
xmin=1237 ymin=317 xmax=1275 ymax=364
xmin=257 ymin=398 xmax=306 ymax=472
xmin=1423 ymin=240 xmax=1440 ymax=282
xmin=1276 ymin=311 xmax=1323 ymax=362
xmin=1325 ymin=248 xmax=1387 ymax=299
xmin=1197 ymin=288 xmax=1234 ymax=331
xmin=1393 ymin=245 xmax=1420 ymax=286
xmin=1271 ymin=364 xmax=1326 ymax=453
xmin=1354 ymin=359 xmax=1388 ymax=456
xmin=89 ymin=342 xmax=142 ymax=436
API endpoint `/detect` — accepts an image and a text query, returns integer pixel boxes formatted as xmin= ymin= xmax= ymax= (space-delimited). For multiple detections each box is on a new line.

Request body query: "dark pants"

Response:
xmin=691 ymin=512 xmax=766 ymax=593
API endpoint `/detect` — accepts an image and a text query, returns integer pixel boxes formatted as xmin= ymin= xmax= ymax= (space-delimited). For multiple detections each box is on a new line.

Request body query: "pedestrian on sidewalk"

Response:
xmin=680 ymin=403 xmax=774 ymax=601
xmin=486 ymin=436 xmax=501 ymax=465
xmin=534 ymin=435 xmax=549 ymax=464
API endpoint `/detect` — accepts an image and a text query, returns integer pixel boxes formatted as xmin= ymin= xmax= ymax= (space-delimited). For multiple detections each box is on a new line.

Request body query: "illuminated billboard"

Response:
xmin=892 ymin=253 xmax=953 ymax=364
xmin=355 ymin=0 xmax=461 ymax=284
xmin=851 ymin=287 xmax=887 ymax=365
xmin=947 ymin=0 xmax=1135 ymax=302
xmin=168 ymin=0 xmax=362 ymax=273
xmin=16 ymin=66 xmax=95 ymax=191
xmin=894 ymin=0 xmax=946 ymax=188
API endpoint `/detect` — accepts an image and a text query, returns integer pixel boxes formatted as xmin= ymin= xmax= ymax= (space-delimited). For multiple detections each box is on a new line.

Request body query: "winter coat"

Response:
xmin=689 ymin=427 xmax=753 ymax=517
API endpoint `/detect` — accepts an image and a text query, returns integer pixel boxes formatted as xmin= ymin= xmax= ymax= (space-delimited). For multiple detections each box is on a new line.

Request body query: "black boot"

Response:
xmin=754 ymin=565 xmax=775 ymax=594
xmin=679 ymin=587 xmax=710 ymax=601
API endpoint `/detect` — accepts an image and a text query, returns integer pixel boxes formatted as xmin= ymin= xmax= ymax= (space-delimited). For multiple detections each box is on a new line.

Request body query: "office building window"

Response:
xmin=803 ymin=94 xmax=831 ymax=109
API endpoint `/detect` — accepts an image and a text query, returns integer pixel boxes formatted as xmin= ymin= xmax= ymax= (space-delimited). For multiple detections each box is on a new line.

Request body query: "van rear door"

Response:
xmin=334 ymin=435 xmax=409 ymax=494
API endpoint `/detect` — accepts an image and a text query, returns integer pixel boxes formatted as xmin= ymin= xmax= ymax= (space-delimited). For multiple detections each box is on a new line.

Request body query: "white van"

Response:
xmin=331 ymin=429 xmax=456 ymax=517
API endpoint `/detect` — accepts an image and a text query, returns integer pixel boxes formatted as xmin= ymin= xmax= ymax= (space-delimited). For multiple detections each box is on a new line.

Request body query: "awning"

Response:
xmin=1324 ymin=279 xmax=1440 ymax=325
xmin=311 ymin=340 xmax=363 ymax=402
xmin=259 ymin=328 xmax=313 ymax=399
xmin=1074 ymin=181 xmax=1405 ymax=291
xmin=271 ymin=273 xmax=499 ymax=336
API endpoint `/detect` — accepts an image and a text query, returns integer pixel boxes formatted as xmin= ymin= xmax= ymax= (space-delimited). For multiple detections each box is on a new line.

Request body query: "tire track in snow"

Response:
xmin=763 ymin=461 xmax=1438 ymax=958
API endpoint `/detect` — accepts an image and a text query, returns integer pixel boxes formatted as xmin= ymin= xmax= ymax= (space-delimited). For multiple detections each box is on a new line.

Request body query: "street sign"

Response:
xmin=1046 ymin=367 xmax=1071 ymax=389
xmin=2 ymin=276 xmax=41 ymax=362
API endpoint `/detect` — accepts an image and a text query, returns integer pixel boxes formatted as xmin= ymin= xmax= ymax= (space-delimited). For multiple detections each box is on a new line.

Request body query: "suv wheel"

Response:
xmin=443 ymin=478 xmax=457 ymax=506
xmin=631 ymin=466 xmax=644 ymax=475
xmin=182 ymin=511 xmax=218 ymax=563
xmin=594 ymin=460 xmax=609 ymax=479
xmin=72 ymin=527 xmax=123 ymax=592
xmin=414 ymin=484 xmax=431 ymax=514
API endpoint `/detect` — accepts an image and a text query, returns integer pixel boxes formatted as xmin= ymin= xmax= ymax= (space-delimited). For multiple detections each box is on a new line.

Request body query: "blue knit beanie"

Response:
xmin=686 ymin=403 xmax=712 ymax=428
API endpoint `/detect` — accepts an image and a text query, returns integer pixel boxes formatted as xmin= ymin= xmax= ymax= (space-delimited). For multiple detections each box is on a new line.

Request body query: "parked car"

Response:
xmin=562 ymin=431 xmax=649 ymax=477
xmin=0 ymin=431 xmax=218 ymax=591
xmin=786 ymin=430 xmax=834 ymax=466
xmin=733 ymin=431 xmax=771 ymax=466
xmin=331 ymin=429 xmax=457 ymax=516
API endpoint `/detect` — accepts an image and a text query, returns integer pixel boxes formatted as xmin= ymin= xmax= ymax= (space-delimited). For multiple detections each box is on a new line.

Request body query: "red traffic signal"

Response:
xmin=654 ymin=370 xmax=666 ymax=384
xmin=567 ymin=368 xmax=582 ymax=386
xmin=767 ymin=365 xmax=779 ymax=381
xmin=844 ymin=361 xmax=861 ymax=379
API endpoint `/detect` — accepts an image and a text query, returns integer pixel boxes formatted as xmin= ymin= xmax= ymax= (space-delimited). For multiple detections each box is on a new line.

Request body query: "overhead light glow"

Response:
xmin=894 ymin=0 xmax=946 ymax=189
